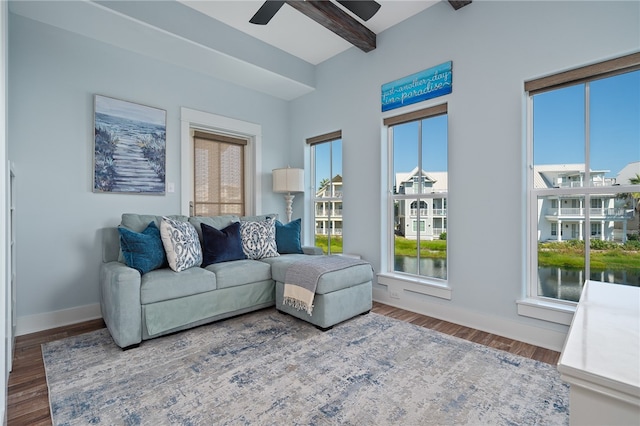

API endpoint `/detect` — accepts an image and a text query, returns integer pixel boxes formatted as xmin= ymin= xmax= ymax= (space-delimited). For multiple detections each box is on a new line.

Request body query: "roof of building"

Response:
xmin=396 ymin=167 xmax=448 ymax=192
xmin=616 ymin=161 xmax=640 ymax=185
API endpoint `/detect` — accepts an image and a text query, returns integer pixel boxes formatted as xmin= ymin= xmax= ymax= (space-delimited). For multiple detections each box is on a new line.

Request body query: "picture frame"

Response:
xmin=93 ymin=94 xmax=167 ymax=194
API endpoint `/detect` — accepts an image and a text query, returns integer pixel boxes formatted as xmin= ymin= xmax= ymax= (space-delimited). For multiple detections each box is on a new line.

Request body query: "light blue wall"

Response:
xmin=289 ymin=1 xmax=639 ymax=336
xmin=7 ymin=1 xmax=639 ymax=342
xmin=8 ymin=14 xmax=293 ymax=318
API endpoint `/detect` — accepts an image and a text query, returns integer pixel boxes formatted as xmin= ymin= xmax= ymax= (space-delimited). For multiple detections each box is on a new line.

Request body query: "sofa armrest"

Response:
xmin=302 ymin=246 xmax=324 ymax=255
xmin=99 ymin=261 xmax=142 ymax=348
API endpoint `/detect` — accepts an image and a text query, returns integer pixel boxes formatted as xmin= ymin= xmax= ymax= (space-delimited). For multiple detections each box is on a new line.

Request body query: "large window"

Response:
xmin=192 ymin=130 xmax=246 ymax=216
xmin=385 ymin=104 xmax=448 ymax=282
xmin=309 ymin=131 xmax=343 ymax=254
xmin=526 ymin=53 xmax=640 ymax=305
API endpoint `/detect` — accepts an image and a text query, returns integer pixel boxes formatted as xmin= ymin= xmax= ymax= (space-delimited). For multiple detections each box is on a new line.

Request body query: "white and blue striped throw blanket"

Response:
xmin=283 ymin=255 xmax=369 ymax=315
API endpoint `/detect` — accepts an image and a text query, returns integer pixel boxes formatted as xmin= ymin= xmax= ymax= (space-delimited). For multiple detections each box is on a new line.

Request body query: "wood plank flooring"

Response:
xmin=6 ymin=303 xmax=560 ymax=425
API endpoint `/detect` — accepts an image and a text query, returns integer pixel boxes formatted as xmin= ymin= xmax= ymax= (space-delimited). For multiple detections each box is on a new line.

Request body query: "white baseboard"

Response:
xmin=16 ymin=295 xmax=568 ymax=351
xmin=373 ymin=288 xmax=568 ymax=352
xmin=16 ymin=303 xmax=102 ymax=336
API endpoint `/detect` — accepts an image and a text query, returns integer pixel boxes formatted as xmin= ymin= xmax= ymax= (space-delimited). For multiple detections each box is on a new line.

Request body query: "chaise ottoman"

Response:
xmin=261 ymin=254 xmax=373 ymax=330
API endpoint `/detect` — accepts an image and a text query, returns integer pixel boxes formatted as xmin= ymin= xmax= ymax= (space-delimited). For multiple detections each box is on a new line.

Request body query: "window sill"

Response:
xmin=377 ymin=272 xmax=452 ymax=300
xmin=516 ymin=297 xmax=575 ymax=325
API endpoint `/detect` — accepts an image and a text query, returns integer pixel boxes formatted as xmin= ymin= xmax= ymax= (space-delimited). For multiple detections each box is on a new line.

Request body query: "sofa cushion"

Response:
xmin=261 ymin=255 xmax=373 ymax=295
xmin=201 ymin=222 xmax=246 ymax=266
xmin=240 ymin=213 xmax=278 ymax=222
xmin=275 ymin=219 xmax=303 ymax=254
xmin=204 ymin=259 xmax=271 ymax=289
xmin=118 ymin=214 xmax=188 ymax=263
xmin=259 ymin=254 xmax=309 ymax=282
xmin=121 ymin=213 xmax=188 ymax=232
xmin=160 ymin=217 xmax=203 ymax=272
xmin=140 ymin=267 xmax=217 ymax=304
xmin=118 ymin=221 xmax=166 ymax=274
xmin=313 ymin=262 xmax=373 ymax=294
xmin=239 ymin=217 xmax=279 ymax=260
xmin=188 ymin=215 xmax=239 ymax=245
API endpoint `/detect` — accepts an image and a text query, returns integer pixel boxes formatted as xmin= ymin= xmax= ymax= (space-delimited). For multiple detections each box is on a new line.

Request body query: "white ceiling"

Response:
xmin=9 ymin=0 xmax=444 ymax=99
xmin=179 ymin=1 xmax=439 ymax=65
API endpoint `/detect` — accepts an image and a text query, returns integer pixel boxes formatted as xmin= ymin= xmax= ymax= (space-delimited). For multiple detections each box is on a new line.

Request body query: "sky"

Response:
xmin=533 ymin=70 xmax=640 ymax=178
xmin=315 ymin=70 xmax=639 ymax=188
xmin=392 ymin=115 xmax=448 ymax=176
xmin=313 ymin=140 xmax=343 ymax=190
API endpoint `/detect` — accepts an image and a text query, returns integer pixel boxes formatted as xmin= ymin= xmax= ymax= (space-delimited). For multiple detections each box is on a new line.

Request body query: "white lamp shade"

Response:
xmin=272 ymin=168 xmax=304 ymax=193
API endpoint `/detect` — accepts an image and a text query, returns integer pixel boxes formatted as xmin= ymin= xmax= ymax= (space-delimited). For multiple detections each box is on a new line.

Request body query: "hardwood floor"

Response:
xmin=6 ymin=303 xmax=560 ymax=425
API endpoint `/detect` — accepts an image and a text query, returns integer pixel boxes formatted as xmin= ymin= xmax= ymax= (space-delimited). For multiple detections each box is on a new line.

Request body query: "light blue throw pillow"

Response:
xmin=118 ymin=221 xmax=166 ymax=275
xmin=275 ymin=218 xmax=303 ymax=254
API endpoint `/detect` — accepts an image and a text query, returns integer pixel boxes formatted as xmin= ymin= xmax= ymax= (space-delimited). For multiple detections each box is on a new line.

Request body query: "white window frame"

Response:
xmin=518 ymin=52 xmax=640 ymax=324
xmin=308 ymin=131 xmax=342 ymax=253
xmin=180 ymin=107 xmax=260 ymax=217
xmin=378 ymin=103 xmax=452 ymax=300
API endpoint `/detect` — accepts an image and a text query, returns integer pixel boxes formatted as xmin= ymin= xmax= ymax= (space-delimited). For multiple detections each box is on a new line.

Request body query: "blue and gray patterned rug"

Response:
xmin=43 ymin=309 xmax=569 ymax=425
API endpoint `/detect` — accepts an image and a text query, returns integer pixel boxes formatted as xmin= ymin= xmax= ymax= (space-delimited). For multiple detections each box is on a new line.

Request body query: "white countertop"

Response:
xmin=558 ymin=280 xmax=640 ymax=404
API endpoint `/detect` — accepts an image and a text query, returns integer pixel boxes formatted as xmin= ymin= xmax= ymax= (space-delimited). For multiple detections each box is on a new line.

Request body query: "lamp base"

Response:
xmin=283 ymin=193 xmax=295 ymax=223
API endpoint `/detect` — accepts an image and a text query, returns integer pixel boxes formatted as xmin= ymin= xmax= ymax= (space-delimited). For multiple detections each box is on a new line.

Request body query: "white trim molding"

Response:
xmin=516 ymin=297 xmax=575 ymax=326
xmin=16 ymin=303 xmax=102 ymax=336
xmin=378 ymin=272 xmax=452 ymax=300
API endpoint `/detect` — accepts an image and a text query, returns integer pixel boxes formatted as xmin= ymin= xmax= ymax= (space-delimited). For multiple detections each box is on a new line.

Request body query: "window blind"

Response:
xmin=525 ymin=52 xmax=640 ymax=95
xmin=193 ymin=130 xmax=246 ymax=216
xmin=383 ymin=103 xmax=448 ymax=127
xmin=306 ymin=130 xmax=342 ymax=145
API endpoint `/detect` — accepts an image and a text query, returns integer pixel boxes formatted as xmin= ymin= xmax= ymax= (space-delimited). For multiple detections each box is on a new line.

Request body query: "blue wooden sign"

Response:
xmin=381 ymin=61 xmax=452 ymax=112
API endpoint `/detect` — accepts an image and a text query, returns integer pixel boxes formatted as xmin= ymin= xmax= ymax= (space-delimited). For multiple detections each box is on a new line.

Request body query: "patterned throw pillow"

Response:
xmin=160 ymin=216 xmax=203 ymax=272
xmin=240 ymin=217 xmax=280 ymax=260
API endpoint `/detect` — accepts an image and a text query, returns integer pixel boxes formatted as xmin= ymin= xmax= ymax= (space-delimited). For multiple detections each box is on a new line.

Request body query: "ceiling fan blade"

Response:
xmin=336 ymin=1 xmax=381 ymax=22
xmin=249 ymin=1 xmax=285 ymax=25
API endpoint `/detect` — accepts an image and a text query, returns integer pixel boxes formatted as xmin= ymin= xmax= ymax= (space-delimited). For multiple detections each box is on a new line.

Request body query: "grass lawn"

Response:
xmin=315 ymin=235 xmax=640 ymax=272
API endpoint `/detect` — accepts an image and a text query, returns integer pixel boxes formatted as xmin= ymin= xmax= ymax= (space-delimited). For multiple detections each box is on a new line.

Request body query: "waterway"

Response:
xmin=394 ymin=256 xmax=640 ymax=302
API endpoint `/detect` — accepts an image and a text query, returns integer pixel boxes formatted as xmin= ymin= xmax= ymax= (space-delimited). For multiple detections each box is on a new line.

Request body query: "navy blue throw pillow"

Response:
xmin=275 ymin=218 xmax=303 ymax=254
xmin=118 ymin=221 xmax=166 ymax=275
xmin=201 ymin=221 xmax=247 ymax=266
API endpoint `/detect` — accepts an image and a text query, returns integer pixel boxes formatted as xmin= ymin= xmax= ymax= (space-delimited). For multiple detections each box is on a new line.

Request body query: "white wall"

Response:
xmin=1 ymin=0 xmax=8 ymax=420
xmin=8 ymin=13 xmax=295 ymax=332
xmin=289 ymin=1 xmax=640 ymax=350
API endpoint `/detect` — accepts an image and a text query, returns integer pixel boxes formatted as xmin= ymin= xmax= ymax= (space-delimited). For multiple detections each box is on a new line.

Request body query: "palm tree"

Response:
xmin=318 ymin=178 xmax=330 ymax=191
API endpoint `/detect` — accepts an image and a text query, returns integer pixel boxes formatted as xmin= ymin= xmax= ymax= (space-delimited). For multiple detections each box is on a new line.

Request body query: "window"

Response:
xmin=526 ymin=53 xmax=640 ymax=307
xmin=385 ymin=104 xmax=448 ymax=281
xmin=192 ymin=130 xmax=247 ymax=216
xmin=180 ymin=108 xmax=259 ymax=217
xmin=308 ymin=131 xmax=343 ymax=254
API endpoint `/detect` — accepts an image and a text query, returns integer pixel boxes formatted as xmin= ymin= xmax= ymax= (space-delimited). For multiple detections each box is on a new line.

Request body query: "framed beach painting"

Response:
xmin=93 ymin=95 xmax=167 ymax=194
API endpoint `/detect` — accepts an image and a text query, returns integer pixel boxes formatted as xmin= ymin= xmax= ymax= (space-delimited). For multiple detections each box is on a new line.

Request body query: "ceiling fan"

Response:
xmin=248 ymin=1 xmax=470 ymax=54
xmin=250 ymin=1 xmax=381 ymax=53
xmin=250 ymin=1 xmax=382 ymax=25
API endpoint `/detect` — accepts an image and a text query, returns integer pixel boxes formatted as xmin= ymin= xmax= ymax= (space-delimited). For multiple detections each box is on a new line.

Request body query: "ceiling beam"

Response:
xmin=448 ymin=1 xmax=472 ymax=10
xmin=286 ymin=1 xmax=376 ymax=53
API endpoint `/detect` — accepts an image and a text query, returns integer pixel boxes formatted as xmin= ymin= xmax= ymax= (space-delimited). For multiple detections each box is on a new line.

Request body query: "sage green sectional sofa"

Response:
xmin=99 ymin=213 xmax=373 ymax=349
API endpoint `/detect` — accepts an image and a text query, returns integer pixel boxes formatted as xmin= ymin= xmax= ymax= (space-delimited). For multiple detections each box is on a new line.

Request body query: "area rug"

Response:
xmin=43 ymin=309 xmax=569 ymax=425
